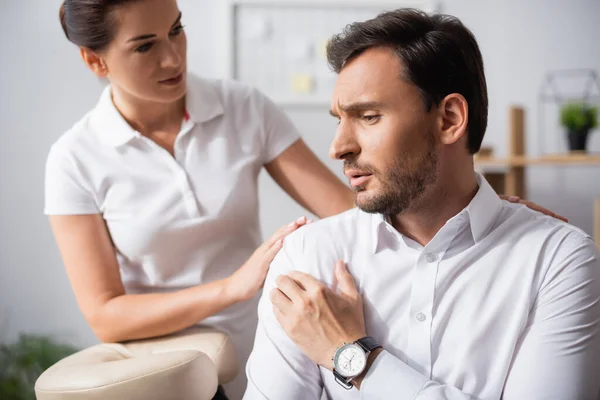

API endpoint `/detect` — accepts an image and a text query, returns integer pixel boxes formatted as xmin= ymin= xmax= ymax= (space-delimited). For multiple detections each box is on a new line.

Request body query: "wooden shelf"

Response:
xmin=475 ymin=153 xmax=600 ymax=168
xmin=477 ymin=106 xmax=599 ymax=248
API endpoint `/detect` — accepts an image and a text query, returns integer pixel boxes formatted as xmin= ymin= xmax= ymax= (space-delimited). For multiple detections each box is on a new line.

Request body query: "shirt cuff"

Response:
xmin=360 ymin=351 xmax=427 ymax=400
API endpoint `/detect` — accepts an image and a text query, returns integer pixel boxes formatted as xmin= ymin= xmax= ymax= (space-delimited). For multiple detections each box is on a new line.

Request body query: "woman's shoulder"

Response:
xmin=50 ymin=110 xmax=100 ymax=159
xmin=50 ymin=86 xmax=114 ymax=158
xmin=187 ymin=73 xmax=271 ymax=111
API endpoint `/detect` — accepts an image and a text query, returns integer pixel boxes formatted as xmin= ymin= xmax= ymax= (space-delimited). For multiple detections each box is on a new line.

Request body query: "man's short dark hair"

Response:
xmin=327 ymin=8 xmax=488 ymax=154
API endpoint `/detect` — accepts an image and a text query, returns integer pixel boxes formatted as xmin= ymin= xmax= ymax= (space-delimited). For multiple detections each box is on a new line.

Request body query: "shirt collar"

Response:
xmin=91 ymin=85 xmax=138 ymax=147
xmin=185 ymin=74 xmax=224 ymax=124
xmin=371 ymin=173 xmax=503 ymax=253
xmin=465 ymin=173 xmax=503 ymax=243
xmin=91 ymin=74 xmax=225 ymax=147
xmin=371 ymin=213 xmax=388 ymax=254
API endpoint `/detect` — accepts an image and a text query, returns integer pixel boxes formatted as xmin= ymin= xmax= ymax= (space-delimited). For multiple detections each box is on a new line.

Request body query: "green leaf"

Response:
xmin=0 ymin=334 xmax=78 ymax=400
xmin=560 ymin=102 xmax=599 ymax=133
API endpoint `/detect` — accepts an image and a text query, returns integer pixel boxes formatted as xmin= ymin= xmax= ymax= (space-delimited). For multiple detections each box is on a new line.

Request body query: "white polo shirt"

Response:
xmin=44 ymin=74 xmax=300 ymax=398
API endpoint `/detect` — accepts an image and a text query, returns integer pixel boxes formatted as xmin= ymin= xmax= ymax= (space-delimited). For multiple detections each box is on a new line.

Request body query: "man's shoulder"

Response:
xmin=285 ymin=207 xmax=367 ymax=250
xmin=497 ymin=202 xmax=598 ymax=265
xmin=269 ymin=208 xmax=369 ymax=282
xmin=500 ymin=202 xmax=591 ymax=243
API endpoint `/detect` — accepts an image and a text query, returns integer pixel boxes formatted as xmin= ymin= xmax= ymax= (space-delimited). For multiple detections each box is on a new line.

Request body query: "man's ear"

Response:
xmin=438 ymin=93 xmax=468 ymax=145
xmin=80 ymin=47 xmax=109 ymax=78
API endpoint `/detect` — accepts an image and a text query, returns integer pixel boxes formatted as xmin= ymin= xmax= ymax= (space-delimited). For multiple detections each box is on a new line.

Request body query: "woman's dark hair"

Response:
xmin=59 ymin=0 xmax=135 ymax=51
xmin=327 ymin=9 xmax=488 ymax=154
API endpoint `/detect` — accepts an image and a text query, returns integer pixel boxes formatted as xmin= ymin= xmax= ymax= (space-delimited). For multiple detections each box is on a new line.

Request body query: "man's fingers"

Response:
xmin=287 ymin=271 xmax=320 ymax=291
xmin=334 ymin=261 xmax=359 ymax=297
xmin=275 ymin=274 xmax=305 ymax=304
xmin=270 ymin=287 xmax=292 ymax=310
xmin=272 ymin=305 xmax=285 ymax=325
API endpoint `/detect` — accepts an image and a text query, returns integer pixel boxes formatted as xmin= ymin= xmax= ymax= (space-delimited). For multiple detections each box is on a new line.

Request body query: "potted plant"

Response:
xmin=0 ymin=334 xmax=78 ymax=400
xmin=559 ymin=102 xmax=598 ymax=152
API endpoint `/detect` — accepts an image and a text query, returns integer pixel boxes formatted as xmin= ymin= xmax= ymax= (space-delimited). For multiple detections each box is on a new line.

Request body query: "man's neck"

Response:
xmin=390 ymin=167 xmax=478 ymax=247
xmin=111 ymin=86 xmax=185 ymax=135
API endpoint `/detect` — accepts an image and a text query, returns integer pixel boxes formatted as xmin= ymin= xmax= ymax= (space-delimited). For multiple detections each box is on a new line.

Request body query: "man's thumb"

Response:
xmin=335 ymin=260 xmax=358 ymax=297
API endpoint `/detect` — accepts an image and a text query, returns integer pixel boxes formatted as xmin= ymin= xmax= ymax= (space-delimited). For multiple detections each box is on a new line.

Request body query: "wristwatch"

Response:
xmin=332 ymin=336 xmax=382 ymax=390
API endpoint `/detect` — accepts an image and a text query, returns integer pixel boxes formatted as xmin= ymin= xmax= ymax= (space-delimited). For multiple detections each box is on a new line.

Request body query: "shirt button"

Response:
xmin=425 ymin=253 xmax=435 ymax=263
xmin=416 ymin=312 xmax=427 ymax=322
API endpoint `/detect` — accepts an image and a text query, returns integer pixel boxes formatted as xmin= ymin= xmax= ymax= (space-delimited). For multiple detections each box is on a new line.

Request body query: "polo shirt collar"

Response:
xmin=91 ymin=74 xmax=225 ymax=147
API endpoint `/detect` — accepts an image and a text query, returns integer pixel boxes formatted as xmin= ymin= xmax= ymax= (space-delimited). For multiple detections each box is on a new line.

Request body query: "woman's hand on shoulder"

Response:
xmin=227 ymin=216 xmax=311 ymax=302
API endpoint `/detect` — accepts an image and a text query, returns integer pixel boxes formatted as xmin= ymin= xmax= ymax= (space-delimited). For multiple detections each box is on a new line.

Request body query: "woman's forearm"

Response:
xmin=91 ymin=277 xmax=239 ymax=343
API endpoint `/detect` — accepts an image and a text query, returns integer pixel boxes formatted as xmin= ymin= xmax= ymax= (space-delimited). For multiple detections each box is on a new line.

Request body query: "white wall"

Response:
xmin=0 ymin=0 xmax=599 ymax=347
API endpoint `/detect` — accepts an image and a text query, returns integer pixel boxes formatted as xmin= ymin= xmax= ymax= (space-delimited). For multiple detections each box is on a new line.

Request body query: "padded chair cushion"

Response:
xmin=35 ymin=327 xmax=239 ymax=400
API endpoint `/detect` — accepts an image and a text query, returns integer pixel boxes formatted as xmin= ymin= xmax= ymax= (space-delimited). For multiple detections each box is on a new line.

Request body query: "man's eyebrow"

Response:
xmin=330 ymin=101 xmax=385 ymax=117
xmin=126 ymin=12 xmax=182 ymax=42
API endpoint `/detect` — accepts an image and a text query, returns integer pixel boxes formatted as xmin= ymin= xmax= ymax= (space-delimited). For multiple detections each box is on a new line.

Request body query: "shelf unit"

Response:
xmin=474 ymin=107 xmax=600 ymax=247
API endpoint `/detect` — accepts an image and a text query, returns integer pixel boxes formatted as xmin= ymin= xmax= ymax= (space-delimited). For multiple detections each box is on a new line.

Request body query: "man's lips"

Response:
xmin=345 ymin=169 xmax=373 ymax=187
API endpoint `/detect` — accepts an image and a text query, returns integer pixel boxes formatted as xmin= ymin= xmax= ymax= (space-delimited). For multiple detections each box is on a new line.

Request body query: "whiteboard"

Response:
xmin=228 ymin=0 xmax=438 ymax=106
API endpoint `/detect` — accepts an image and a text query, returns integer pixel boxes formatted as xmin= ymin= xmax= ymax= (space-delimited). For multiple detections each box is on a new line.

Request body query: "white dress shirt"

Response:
xmin=44 ymin=74 xmax=300 ymax=399
xmin=244 ymin=175 xmax=600 ymax=400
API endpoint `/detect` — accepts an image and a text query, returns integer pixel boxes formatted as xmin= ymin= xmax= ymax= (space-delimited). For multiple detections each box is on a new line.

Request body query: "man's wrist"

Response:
xmin=351 ymin=347 xmax=383 ymax=389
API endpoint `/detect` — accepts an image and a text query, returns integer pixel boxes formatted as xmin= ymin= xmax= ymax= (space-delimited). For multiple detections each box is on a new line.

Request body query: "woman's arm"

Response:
xmin=49 ymin=214 xmax=305 ymax=343
xmin=265 ymin=139 xmax=355 ymax=219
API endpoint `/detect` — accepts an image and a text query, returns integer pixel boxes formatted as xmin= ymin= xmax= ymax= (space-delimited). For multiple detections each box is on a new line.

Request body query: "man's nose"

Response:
xmin=329 ymin=121 xmax=359 ymax=160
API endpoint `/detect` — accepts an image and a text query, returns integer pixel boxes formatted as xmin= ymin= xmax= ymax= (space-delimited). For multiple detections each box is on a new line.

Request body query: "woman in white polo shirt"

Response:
xmin=46 ymin=1 xmax=358 ymax=398
xmin=46 ymin=1 xmax=563 ymax=398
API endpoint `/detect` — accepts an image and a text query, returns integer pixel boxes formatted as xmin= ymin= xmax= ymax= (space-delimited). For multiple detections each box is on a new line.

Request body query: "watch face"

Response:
xmin=334 ymin=343 xmax=367 ymax=378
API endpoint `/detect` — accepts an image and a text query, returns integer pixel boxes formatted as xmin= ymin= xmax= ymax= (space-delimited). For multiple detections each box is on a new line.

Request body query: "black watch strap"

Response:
xmin=355 ymin=336 xmax=381 ymax=353
xmin=333 ymin=369 xmax=353 ymax=390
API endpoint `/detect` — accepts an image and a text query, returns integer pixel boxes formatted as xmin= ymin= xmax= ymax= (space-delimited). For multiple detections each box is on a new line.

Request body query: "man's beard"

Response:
xmin=348 ymin=135 xmax=438 ymax=216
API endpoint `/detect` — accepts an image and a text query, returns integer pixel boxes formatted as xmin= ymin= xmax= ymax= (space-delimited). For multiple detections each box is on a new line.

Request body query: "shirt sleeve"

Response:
xmin=501 ymin=234 xmax=600 ymax=399
xmin=244 ymin=233 xmax=324 ymax=400
xmin=256 ymin=90 xmax=301 ymax=164
xmin=360 ymin=351 xmax=480 ymax=400
xmin=44 ymin=145 xmax=100 ymax=215
xmin=360 ymin=234 xmax=600 ymax=400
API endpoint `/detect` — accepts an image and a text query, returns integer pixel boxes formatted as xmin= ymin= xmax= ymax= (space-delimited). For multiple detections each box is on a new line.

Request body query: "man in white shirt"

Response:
xmin=244 ymin=8 xmax=600 ymax=400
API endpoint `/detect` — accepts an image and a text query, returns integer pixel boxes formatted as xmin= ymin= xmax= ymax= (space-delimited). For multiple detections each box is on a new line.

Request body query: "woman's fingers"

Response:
xmin=264 ymin=238 xmax=284 ymax=262
xmin=500 ymin=195 xmax=568 ymax=223
xmin=265 ymin=216 xmax=306 ymax=247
